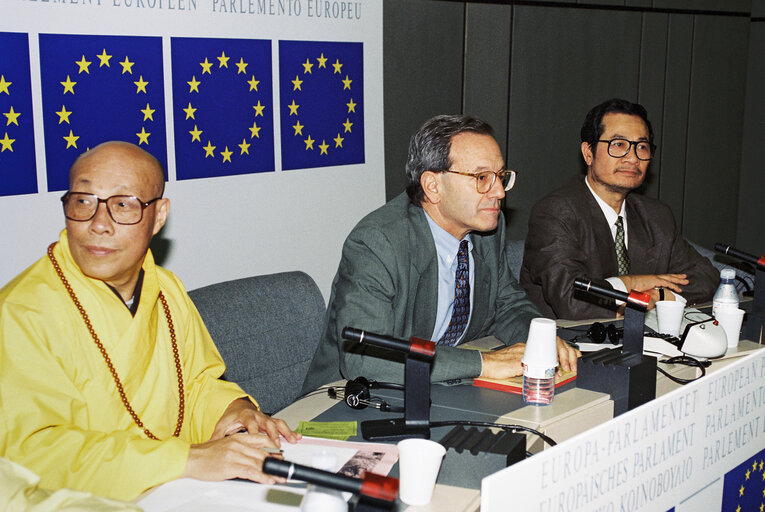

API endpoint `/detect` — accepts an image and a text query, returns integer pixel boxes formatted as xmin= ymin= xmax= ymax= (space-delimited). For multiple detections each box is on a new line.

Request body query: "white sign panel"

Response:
xmin=483 ymin=350 xmax=765 ymax=512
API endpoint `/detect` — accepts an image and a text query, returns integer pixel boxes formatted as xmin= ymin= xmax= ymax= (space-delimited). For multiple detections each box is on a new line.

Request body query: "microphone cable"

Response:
xmin=656 ymin=355 xmax=709 ymax=385
xmin=428 ymin=420 xmax=557 ymax=448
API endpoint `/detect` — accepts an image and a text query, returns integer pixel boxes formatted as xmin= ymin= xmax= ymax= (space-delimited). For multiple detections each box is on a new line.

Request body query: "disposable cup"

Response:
xmin=521 ymin=318 xmax=558 ymax=377
xmin=715 ymin=307 xmax=745 ymax=348
xmin=397 ymin=439 xmax=446 ymax=506
xmin=656 ymin=300 xmax=685 ymax=337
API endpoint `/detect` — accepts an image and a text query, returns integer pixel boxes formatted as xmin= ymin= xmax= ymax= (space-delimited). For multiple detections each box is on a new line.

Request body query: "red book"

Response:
xmin=473 ymin=370 xmax=577 ymax=395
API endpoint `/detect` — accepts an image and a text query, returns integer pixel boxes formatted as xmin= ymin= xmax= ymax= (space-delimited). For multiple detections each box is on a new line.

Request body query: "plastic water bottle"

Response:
xmin=712 ymin=268 xmax=739 ymax=318
xmin=300 ymin=452 xmax=347 ymax=512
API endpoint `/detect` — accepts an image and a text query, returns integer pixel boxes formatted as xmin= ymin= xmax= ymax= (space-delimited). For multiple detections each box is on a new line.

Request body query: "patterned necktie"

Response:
xmin=614 ymin=216 xmax=630 ymax=276
xmin=439 ymin=240 xmax=470 ymax=346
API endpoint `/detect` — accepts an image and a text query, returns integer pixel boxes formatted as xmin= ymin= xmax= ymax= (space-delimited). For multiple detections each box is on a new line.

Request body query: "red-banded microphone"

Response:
xmin=262 ymin=458 xmax=399 ymax=503
xmin=715 ymin=243 xmax=765 ymax=271
xmin=573 ymin=278 xmax=650 ymax=310
xmin=342 ymin=327 xmax=436 ymax=358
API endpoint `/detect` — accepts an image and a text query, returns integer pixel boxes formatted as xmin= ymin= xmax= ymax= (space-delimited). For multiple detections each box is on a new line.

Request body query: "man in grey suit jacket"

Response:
xmin=520 ymin=99 xmax=718 ymax=320
xmin=303 ymin=115 xmax=579 ymax=392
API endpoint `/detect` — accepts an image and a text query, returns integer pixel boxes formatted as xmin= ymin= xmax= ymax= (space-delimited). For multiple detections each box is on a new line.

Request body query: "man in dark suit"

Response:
xmin=520 ymin=98 xmax=718 ymax=320
xmin=302 ymin=115 xmax=579 ymax=392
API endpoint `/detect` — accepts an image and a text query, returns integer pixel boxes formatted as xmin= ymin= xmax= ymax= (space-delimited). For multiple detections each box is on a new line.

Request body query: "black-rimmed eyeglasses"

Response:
xmin=440 ymin=169 xmax=517 ymax=194
xmin=597 ymin=138 xmax=655 ymax=161
xmin=61 ymin=192 xmax=162 ymax=225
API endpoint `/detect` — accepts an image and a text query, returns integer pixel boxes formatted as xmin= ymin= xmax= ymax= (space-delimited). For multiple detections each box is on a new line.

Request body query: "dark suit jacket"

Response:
xmin=520 ymin=176 xmax=719 ymax=320
xmin=301 ymin=192 xmax=540 ymax=392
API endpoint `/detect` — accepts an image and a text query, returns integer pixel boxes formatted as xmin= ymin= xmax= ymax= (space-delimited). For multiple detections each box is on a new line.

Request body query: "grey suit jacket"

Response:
xmin=520 ymin=175 xmax=719 ymax=320
xmin=301 ymin=192 xmax=540 ymax=392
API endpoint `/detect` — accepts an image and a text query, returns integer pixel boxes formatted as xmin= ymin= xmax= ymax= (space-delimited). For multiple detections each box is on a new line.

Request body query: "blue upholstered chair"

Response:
xmin=188 ymin=271 xmax=326 ymax=414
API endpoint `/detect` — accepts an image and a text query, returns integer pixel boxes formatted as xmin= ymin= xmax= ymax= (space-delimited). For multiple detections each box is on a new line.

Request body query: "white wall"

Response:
xmin=0 ymin=0 xmax=384 ymax=300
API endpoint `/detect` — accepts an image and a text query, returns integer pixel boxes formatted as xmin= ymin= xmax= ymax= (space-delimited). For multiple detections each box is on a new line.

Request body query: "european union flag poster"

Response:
xmin=0 ymin=32 xmax=37 ymax=197
xmin=171 ymin=37 xmax=274 ymax=180
xmin=279 ymin=40 xmax=364 ymax=171
xmin=39 ymin=34 xmax=167 ymax=192
xmin=721 ymin=448 xmax=765 ymax=511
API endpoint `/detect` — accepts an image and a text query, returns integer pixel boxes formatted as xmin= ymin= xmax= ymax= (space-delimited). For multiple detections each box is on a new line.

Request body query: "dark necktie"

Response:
xmin=615 ymin=216 xmax=630 ymax=276
xmin=439 ymin=240 xmax=470 ymax=346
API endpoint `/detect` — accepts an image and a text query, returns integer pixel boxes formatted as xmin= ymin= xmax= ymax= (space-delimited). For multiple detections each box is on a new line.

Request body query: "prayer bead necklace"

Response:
xmin=47 ymin=242 xmax=185 ymax=440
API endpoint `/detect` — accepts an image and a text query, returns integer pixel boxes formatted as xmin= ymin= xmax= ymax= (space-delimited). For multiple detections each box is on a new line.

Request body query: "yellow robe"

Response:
xmin=0 ymin=231 xmax=251 ymax=500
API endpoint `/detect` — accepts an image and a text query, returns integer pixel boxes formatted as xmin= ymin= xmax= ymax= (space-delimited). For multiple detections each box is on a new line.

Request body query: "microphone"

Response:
xmin=714 ymin=243 xmax=765 ymax=270
xmin=342 ymin=327 xmax=436 ymax=358
xmin=573 ymin=278 xmax=650 ymax=309
xmin=262 ymin=458 xmax=398 ymax=503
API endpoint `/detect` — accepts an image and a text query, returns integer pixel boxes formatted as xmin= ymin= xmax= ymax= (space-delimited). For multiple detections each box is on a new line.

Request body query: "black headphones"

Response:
xmin=328 ymin=377 xmax=405 ymax=413
xmin=576 ymin=322 xmax=623 ymax=344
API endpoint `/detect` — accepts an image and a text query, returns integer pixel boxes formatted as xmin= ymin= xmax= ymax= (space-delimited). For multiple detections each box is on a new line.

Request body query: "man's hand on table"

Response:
xmin=479 ymin=338 xmax=581 ymax=380
xmin=183 ymin=398 xmax=301 ymax=484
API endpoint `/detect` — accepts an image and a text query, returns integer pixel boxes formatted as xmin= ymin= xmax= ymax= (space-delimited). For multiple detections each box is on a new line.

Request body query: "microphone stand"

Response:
xmin=715 ymin=243 xmax=765 ymax=343
xmin=572 ymin=279 xmax=656 ymax=416
xmin=342 ymin=327 xmax=435 ymax=441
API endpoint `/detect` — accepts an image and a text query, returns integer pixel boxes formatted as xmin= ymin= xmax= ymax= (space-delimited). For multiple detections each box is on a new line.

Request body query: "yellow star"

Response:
xmin=292 ymin=120 xmax=304 ymax=135
xmin=235 ymin=58 xmax=248 ymax=74
xmin=136 ymin=127 xmax=150 ymax=145
xmin=60 ymin=75 xmax=76 ymax=95
xmin=134 ymin=75 xmax=148 ymax=94
xmin=249 ymin=121 xmax=261 ymax=138
xmin=333 ymin=133 xmax=344 ymax=148
xmin=75 ymin=55 xmax=92 ymax=74
xmin=63 ymin=129 xmax=79 ymax=149
xmin=292 ymin=75 xmax=303 ymax=91
xmin=221 ymin=146 xmax=233 ymax=163
xmin=141 ymin=103 xmax=155 ymax=121
xmin=736 ymin=506 xmax=741 ymax=512
xmin=203 ymin=140 xmax=216 ymax=157
xmin=183 ymin=102 xmax=197 ymax=120
xmin=347 ymin=98 xmax=357 ymax=113
xmin=97 ymin=49 xmax=112 ymax=67
xmin=302 ymin=58 xmax=314 ymax=74
xmin=252 ymin=101 xmax=265 ymax=117
xmin=0 ymin=132 xmax=14 ymax=152
xmin=760 ymin=503 xmax=763 ymax=512
xmin=55 ymin=105 xmax=72 ymax=124
xmin=317 ymin=53 xmax=327 ymax=68
xmin=4 ymin=106 xmax=20 ymax=126
xmin=119 ymin=56 xmax=134 ymax=74
xmin=247 ymin=76 xmax=260 ymax=91
xmin=0 ymin=76 xmax=10 ymax=95
xmin=760 ymin=461 xmax=764 ymax=471
xmin=740 ymin=485 xmax=745 ymax=497
xmin=187 ymin=76 xmax=201 ymax=93
xmin=343 ymin=118 xmax=353 ymax=133
xmin=332 ymin=59 xmax=342 ymax=74
xmin=746 ymin=470 xmax=751 ymax=480
xmin=217 ymin=51 xmax=230 ymax=68
xmin=342 ymin=75 xmax=352 ymax=90
xmin=189 ymin=125 xmax=202 ymax=142
xmin=304 ymin=135 xmax=314 ymax=150
xmin=200 ymin=58 xmax=213 ymax=74
xmin=287 ymin=100 xmax=299 ymax=116
xmin=238 ymin=138 xmax=250 ymax=155
xmin=319 ymin=140 xmax=329 ymax=155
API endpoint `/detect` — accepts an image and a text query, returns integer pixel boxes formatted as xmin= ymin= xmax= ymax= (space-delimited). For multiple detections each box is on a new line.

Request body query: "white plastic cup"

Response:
xmin=715 ymin=307 xmax=745 ymax=348
xmin=396 ymin=439 xmax=446 ymax=506
xmin=656 ymin=300 xmax=685 ymax=337
xmin=522 ymin=318 xmax=558 ymax=406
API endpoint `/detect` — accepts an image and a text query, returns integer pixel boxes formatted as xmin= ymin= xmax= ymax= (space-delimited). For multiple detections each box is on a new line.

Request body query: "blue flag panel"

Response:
xmin=721 ymin=447 xmax=765 ymax=511
xmin=39 ymin=34 xmax=167 ymax=192
xmin=0 ymin=32 xmax=38 ymax=196
xmin=279 ymin=40 xmax=364 ymax=171
xmin=172 ymin=37 xmax=274 ymax=180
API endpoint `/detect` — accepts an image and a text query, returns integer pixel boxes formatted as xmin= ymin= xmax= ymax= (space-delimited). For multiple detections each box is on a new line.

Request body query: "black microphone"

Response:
xmin=715 ymin=243 xmax=765 ymax=271
xmin=342 ymin=327 xmax=436 ymax=357
xmin=573 ymin=278 xmax=650 ymax=309
xmin=262 ymin=458 xmax=398 ymax=502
